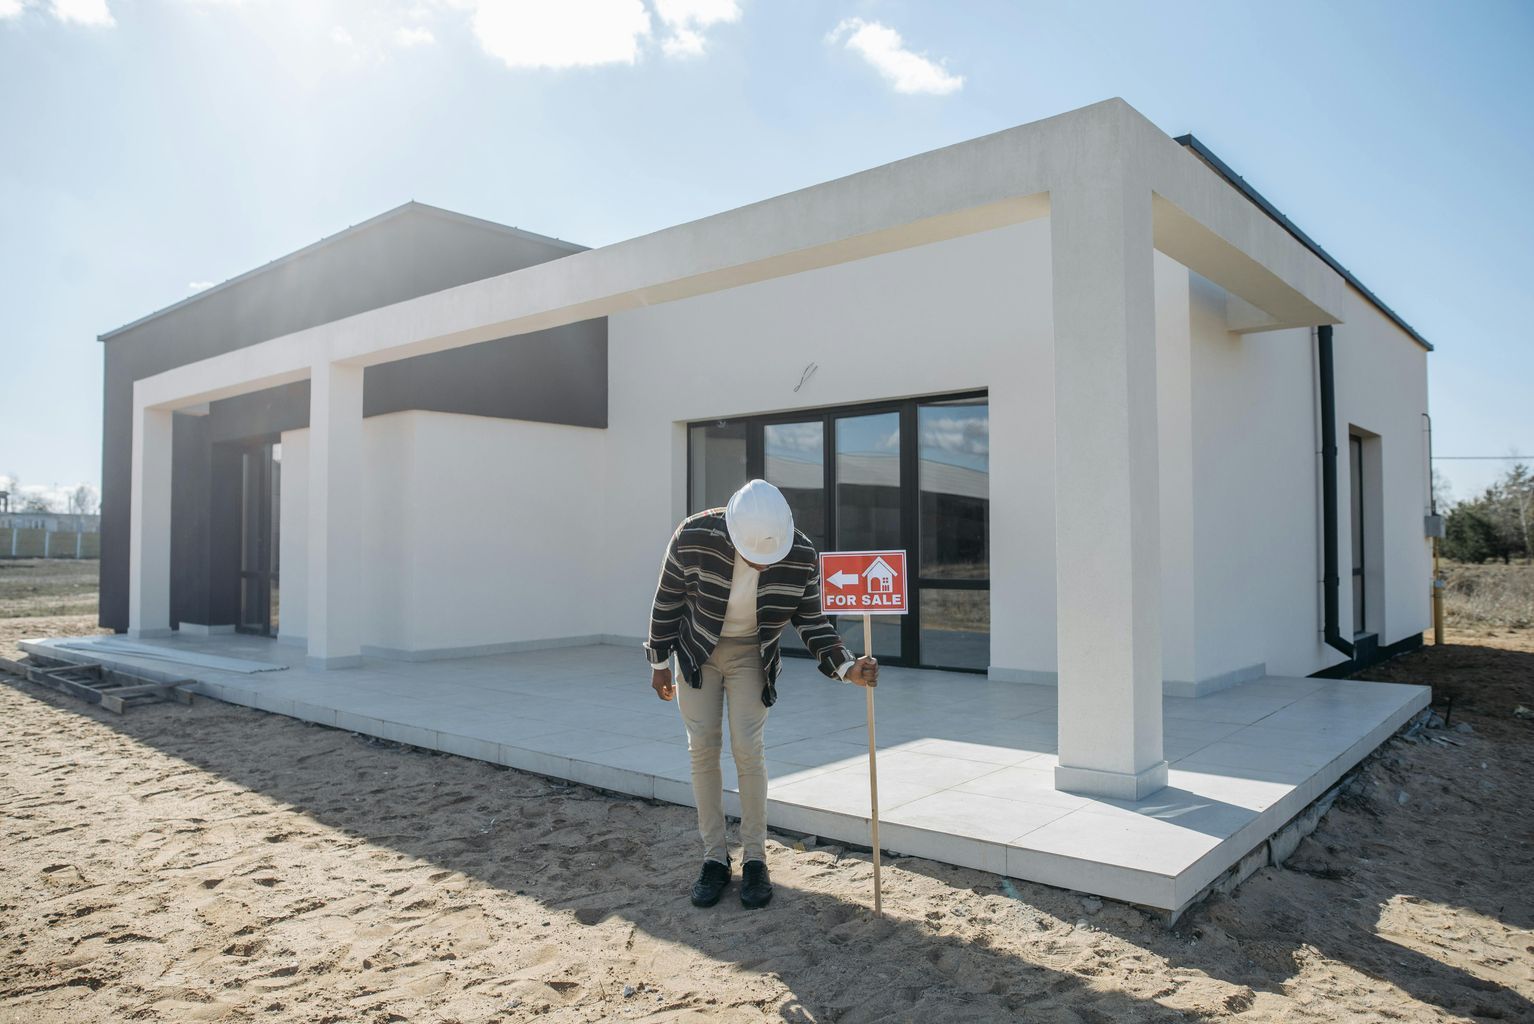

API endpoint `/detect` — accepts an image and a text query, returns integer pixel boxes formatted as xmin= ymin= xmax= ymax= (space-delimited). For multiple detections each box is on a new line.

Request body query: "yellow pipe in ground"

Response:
xmin=1432 ymin=537 xmax=1445 ymax=645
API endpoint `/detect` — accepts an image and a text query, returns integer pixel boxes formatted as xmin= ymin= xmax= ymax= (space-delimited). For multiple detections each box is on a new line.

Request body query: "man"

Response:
xmin=645 ymin=478 xmax=879 ymax=909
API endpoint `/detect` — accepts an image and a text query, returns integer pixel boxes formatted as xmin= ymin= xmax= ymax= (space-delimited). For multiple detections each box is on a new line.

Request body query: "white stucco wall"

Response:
xmin=601 ymin=219 xmax=1057 ymax=676
xmin=269 ymin=220 xmax=1428 ymax=679
xmin=1331 ymin=291 xmax=1433 ymax=652
xmin=595 ymin=219 xmax=1430 ymax=682
xmin=1180 ymin=272 xmax=1431 ymax=681
xmin=279 ymin=411 xmax=607 ymax=654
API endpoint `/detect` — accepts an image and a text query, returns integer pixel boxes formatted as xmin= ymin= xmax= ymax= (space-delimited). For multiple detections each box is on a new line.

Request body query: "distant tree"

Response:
xmin=1431 ymin=468 xmax=1453 ymax=512
xmin=18 ymin=492 xmax=57 ymax=513
xmin=1442 ymin=461 xmax=1532 ymax=564
xmin=1503 ymin=462 xmax=1532 ymax=563
xmin=1442 ymin=504 xmax=1505 ymax=563
xmin=66 ymin=484 xmax=99 ymax=517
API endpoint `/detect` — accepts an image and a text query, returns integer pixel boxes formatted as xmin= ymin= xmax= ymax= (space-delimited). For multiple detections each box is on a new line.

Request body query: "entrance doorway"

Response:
xmin=237 ymin=441 xmax=281 ymax=636
xmin=687 ymin=391 xmax=989 ymax=671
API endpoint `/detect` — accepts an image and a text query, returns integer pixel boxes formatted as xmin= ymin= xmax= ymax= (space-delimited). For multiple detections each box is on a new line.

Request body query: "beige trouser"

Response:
xmin=676 ymin=635 xmax=771 ymax=865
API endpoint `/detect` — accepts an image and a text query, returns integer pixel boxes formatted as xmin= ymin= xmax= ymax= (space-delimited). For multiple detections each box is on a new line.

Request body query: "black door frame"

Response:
xmin=687 ymin=388 xmax=989 ymax=672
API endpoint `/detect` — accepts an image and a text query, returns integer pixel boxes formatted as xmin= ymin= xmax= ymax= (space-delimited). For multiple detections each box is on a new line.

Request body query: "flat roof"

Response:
xmin=99 ymin=201 xmax=586 ymax=342
xmin=1175 ymin=134 xmax=1433 ymax=352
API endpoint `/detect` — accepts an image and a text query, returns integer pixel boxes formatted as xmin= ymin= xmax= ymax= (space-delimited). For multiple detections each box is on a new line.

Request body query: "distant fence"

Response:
xmin=0 ymin=528 xmax=100 ymax=559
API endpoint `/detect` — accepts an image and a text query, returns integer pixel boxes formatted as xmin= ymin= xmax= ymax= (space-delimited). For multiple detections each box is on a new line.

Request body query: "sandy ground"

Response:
xmin=0 ymin=613 xmax=111 ymax=660
xmin=0 ymin=618 xmax=1531 ymax=1023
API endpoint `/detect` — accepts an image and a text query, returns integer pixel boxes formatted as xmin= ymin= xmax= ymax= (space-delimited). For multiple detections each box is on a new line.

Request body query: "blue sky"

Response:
xmin=2 ymin=0 xmax=1530 ymax=508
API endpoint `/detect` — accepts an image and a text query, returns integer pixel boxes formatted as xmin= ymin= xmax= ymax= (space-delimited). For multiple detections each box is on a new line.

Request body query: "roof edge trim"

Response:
xmin=98 ymin=201 xmax=587 ymax=342
xmin=1174 ymin=134 xmax=1433 ymax=352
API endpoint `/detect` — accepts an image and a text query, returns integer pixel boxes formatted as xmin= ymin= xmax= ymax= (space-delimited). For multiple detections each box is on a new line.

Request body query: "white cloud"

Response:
xmin=49 ymin=0 xmax=113 ymax=26
xmin=330 ymin=24 xmax=354 ymax=46
xmin=653 ymin=0 xmax=738 ymax=57
xmin=661 ymin=26 xmax=703 ymax=57
xmin=470 ymin=0 xmax=651 ymax=69
xmin=0 ymin=0 xmax=27 ymax=20
xmin=829 ymin=17 xmax=962 ymax=96
xmin=394 ymin=24 xmax=435 ymax=47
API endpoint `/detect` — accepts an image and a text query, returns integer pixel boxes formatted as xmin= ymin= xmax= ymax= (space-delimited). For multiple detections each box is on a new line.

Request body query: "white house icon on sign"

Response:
xmin=862 ymin=556 xmax=897 ymax=593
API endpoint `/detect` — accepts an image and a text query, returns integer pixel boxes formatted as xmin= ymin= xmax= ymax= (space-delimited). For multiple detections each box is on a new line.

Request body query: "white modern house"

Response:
xmin=53 ymin=99 xmax=1436 ymax=915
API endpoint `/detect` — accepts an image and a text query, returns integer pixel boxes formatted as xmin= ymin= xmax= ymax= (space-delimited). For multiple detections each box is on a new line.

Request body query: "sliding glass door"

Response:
xmin=686 ymin=390 xmax=989 ymax=671
xmin=915 ymin=397 xmax=989 ymax=671
xmin=834 ymin=410 xmax=904 ymax=659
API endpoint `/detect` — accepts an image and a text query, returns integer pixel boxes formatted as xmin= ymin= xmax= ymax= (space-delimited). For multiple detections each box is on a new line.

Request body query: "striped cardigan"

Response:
xmin=644 ymin=508 xmax=851 ymax=707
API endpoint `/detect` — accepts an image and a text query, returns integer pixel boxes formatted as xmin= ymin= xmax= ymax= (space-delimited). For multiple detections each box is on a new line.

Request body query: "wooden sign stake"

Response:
xmin=863 ymin=611 xmax=882 ymax=917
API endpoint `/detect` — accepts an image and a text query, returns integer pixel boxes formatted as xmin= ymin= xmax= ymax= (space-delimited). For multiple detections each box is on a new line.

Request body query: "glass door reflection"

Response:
xmin=834 ymin=411 xmax=902 ymax=659
xmin=764 ymin=420 xmax=824 ymax=651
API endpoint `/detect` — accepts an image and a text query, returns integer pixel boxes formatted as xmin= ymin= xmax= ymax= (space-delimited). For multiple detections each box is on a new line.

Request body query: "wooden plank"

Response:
xmin=10 ymin=653 xmax=192 ymax=714
xmin=39 ymin=672 xmax=108 ymax=708
xmin=93 ymin=682 xmax=177 ymax=699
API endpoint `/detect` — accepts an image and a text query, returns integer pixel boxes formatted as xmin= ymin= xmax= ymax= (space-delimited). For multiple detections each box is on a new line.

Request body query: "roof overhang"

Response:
xmin=131 ymin=98 xmax=1380 ymax=414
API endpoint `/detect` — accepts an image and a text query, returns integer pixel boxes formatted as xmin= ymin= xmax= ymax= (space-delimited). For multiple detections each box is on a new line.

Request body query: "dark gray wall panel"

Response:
xmin=208 ymin=382 xmax=311 ymax=444
xmin=364 ymin=320 xmax=607 ymax=427
xmin=208 ymin=445 xmax=244 ymax=627
xmin=100 ymin=205 xmax=604 ymax=631
xmin=169 ymin=414 xmax=212 ymax=627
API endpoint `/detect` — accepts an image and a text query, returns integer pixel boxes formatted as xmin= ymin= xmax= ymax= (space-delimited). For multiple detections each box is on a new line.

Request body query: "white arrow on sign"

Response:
xmin=827 ymin=570 xmax=860 ymax=589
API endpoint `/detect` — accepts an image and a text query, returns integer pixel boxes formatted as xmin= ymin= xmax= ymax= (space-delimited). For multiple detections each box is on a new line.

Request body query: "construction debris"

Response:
xmin=0 ymin=653 xmax=194 ymax=714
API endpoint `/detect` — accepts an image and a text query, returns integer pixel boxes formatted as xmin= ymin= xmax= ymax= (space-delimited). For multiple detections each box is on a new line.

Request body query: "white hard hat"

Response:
xmin=725 ymin=479 xmax=795 ymax=565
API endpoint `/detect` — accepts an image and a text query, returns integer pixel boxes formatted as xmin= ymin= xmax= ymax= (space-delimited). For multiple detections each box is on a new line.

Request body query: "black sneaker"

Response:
xmin=690 ymin=858 xmax=731 ymax=907
xmin=740 ymin=859 xmax=773 ymax=909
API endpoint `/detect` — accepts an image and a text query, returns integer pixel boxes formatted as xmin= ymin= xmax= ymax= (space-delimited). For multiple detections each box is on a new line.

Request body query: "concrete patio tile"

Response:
xmin=436 ymin=730 xmax=500 ymax=763
xmin=769 ymin=764 xmax=947 ymax=817
xmin=592 ymin=740 xmax=693 ymax=779
xmin=334 ymin=710 xmax=387 ymax=737
xmin=1174 ymin=742 xmax=1324 ymax=779
xmin=886 ymin=790 xmax=1076 ymax=845
xmin=522 ymin=728 xmax=659 ymax=760
xmin=766 ymin=735 xmax=874 ymax=770
xmin=949 ymin=764 xmax=1094 ymax=810
xmin=1163 ymin=766 xmax=1300 ymax=812
xmin=564 ymin=759 xmax=655 ymax=800
xmin=424 ymin=706 xmax=565 ymax=738
xmin=880 ymin=820 xmax=1010 ymax=876
xmin=495 ymin=744 xmax=574 ymax=781
xmin=290 ymin=701 xmax=339 ymax=727
xmin=903 ymin=737 xmax=1051 ymax=766
xmin=1005 ymin=844 xmax=1176 ymax=909
xmin=1011 ymin=808 xmax=1225 ymax=875
xmin=1068 ymin=786 xmax=1262 ymax=837
xmin=248 ymin=690 xmax=298 ymax=716
xmin=374 ymin=719 xmax=438 ymax=749
xmin=864 ymin=750 xmax=1010 ymax=790
xmin=1162 ymin=717 xmax=1245 ymax=743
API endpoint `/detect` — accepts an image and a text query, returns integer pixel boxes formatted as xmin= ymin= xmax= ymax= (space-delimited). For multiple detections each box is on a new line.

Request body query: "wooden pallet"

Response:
xmin=0 ymin=654 xmax=194 ymax=713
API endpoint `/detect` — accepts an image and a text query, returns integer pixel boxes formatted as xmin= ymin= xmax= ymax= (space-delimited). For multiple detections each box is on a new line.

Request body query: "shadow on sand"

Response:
xmin=6 ymin=642 xmax=1530 ymax=1022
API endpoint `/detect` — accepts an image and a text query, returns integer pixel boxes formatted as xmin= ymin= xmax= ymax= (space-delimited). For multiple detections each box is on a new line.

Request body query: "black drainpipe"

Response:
xmin=1318 ymin=324 xmax=1355 ymax=658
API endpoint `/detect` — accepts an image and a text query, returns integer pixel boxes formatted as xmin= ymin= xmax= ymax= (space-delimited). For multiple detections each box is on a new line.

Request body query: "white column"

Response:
xmin=306 ymin=361 xmax=365 ymax=669
xmin=1050 ymin=176 xmax=1169 ymax=800
xmin=128 ymin=404 xmax=174 ymax=638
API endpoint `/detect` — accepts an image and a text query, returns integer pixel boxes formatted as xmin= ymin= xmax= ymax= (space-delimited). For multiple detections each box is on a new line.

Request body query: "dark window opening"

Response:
xmin=686 ymin=390 xmax=988 ymax=672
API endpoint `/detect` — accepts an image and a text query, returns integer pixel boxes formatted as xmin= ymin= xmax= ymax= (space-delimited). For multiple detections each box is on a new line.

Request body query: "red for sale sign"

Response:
xmin=818 ymin=550 xmax=909 ymax=615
